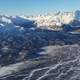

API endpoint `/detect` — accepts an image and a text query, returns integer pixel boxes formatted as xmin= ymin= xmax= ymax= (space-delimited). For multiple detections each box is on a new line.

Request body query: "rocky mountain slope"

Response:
xmin=0 ymin=10 xmax=80 ymax=80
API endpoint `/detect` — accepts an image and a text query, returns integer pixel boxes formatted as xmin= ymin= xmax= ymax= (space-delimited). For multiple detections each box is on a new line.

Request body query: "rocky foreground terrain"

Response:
xmin=0 ymin=44 xmax=80 ymax=80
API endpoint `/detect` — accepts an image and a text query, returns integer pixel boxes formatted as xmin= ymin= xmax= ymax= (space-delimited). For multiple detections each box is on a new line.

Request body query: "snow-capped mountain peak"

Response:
xmin=0 ymin=10 xmax=80 ymax=30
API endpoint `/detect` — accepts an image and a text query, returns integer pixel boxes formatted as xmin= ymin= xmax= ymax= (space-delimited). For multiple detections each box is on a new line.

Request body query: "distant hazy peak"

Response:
xmin=74 ymin=10 xmax=80 ymax=21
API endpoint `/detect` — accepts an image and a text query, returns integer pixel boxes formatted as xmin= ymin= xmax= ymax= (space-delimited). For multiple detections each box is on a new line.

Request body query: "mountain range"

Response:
xmin=0 ymin=10 xmax=80 ymax=31
xmin=0 ymin=10 xmax=80 ymax=80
